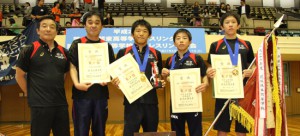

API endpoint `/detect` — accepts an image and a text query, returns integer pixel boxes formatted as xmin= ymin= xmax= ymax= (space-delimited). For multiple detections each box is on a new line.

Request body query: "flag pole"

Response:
xmin=204 ymin=98 xmax=232 ymax=136
xmin=204 ymin=14 xmax=285 ymax=136
xmin=245 ymin=14 xmax=285 ymax=68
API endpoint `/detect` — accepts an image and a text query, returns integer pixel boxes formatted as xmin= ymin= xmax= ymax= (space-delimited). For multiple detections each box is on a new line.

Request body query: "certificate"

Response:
xmin=210 ymin=54 xmax=244 ymax=98
xmin=108 ymin=54 xmax=153 ymax=103
xmin=170 ymin=68 xmax=203 ymax=113
xmin=78 ymin=43 xmax=110 ymax=83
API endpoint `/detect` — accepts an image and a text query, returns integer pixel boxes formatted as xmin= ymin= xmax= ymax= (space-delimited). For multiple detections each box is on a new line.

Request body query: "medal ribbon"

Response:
xmin=223 ymin=37 xmax=239 ymax=66
xmin=170 ymin=51 xmax=190 ymax=70
xmin=132 ymin=44 xmax=150 ymax=72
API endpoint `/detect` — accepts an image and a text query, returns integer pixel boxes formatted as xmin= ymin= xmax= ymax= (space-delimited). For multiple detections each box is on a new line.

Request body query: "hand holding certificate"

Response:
xmin=108 ymin=54 xmax=153 ymax=104
xmin=210 ymin=54 xmax=244 ymax=98
xmin=78 ymin=43 xmax=110 ymax=83
xmin=170 ymin=68 xmax=203 ymax=113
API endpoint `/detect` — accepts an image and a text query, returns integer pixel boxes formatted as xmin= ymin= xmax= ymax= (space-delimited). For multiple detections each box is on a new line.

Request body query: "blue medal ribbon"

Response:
xmin=170 ymin=50 xmax=190 ymax=70
xmin=132 ymin=44 xmax=150 ymax=72
xmin=223 ymin=37 xmax=239 ymax=66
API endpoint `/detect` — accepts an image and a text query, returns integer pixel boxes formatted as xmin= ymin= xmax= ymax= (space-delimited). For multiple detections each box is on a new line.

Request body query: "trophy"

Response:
xmin=150 ymin=61 xmax=162 ymax=88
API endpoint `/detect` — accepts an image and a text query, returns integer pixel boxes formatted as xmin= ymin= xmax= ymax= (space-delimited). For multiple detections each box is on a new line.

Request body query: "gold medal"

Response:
xmin=140 ymin=72 xmax=146 ymax=82
xmin=232 ymin=69 xmax=239 ymax=76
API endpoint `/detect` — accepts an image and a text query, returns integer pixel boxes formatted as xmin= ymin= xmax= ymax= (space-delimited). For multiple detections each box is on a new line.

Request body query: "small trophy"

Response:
xmin=150 ymin=61 xmax=162 ymax=88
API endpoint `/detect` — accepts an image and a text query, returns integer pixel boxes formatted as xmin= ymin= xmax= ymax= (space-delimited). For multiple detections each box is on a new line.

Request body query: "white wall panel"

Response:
xmin=105 ymin=0 xmax=122 ymax=2
xmin=17 ymin=0 xmax=36 ymax=6
xmin=123 ymin=0 xmax=143 ymax=3
xmin=263 ymin=0 xmax=274 ymax=7
xmin=280 ymin=0 xmax=295 ymax=8
xmin=167 ymin=0 xmax=184 ymax=7
xmin=144 ymin=0 xmax=161 ymax=3
xmin=226 ymin=0 xmax=240 ymax=8
xmin=0 ymin=0 xmax=13 ymax=3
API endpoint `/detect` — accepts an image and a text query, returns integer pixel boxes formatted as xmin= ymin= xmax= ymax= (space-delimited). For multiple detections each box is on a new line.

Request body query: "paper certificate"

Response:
xmin=210 ymin=54 xmax=244 ymax=98
xmin=170 ymin=68 xmax=203 ymax=113
xmin=78 ymin=43 xmax=110 ymax=83
xmin=108 ymin=54 xmax=153 ymax=103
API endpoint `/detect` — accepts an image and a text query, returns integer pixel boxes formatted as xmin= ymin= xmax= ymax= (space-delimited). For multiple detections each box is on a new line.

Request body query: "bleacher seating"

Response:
xmin=171 ymin=3 xmax=282 ymax=23
xmin=105 ymin=3 xmax=170 ymax=16
xmin=0 ymin=4 xmax=16 ymax=17
xmin=171 ymin=3 xmax=220 ymax=26
xmin=250 ymin=7 xmax=277 ymax=19
xmin=0 ymin=2 xmax=299 ymax=36
xmin=171 ymin=3 xmax=218 ymax=18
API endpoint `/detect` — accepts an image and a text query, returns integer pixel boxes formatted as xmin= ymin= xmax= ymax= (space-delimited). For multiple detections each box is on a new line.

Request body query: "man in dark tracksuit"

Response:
xmin=162 ymin=29 xmax=209 ymax=136
xmin=112 ymin=19 xmax=164 ymax=136
xmin=16 ymin=16 xmax=70 ymax=136
xmin=69 ymin=11 xmax=115 ymax=136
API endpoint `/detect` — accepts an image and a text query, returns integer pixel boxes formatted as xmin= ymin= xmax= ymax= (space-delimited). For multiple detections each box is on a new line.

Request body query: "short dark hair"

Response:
xmin=65 ymin=21 xmax=71 ymax=25
xmin=220 ymin=12 xmax=240 ymax=26
xmin=82 ymin=11 xmax=103 ymax=26
xmin=173 ymin=28 xmax=192 ymax=42
xmin=131 ymin=19 xmax=152 ymax=35
xmin=25 ymin=2 xmax=30 ymax=6
xmin=37 ymin=15 xmax=59 ymax=31
xmin=54 ymin=1 xmax=59 ymax=7
xmin=220 ymin=2 xmax=225 ymax=6
xmin=9 ymin=18 xmax=15 ymax=24
xmin=75 ymin=8 xmax=80 ymax=12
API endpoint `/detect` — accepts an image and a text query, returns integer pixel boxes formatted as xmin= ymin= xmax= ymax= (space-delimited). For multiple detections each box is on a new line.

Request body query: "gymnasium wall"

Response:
xmin=5 ymin=0 xmax=298 ymax=8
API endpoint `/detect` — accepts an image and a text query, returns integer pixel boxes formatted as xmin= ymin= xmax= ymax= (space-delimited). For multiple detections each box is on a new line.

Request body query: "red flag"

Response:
xmin=229 ymin=34 xmax=288 ymax=135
